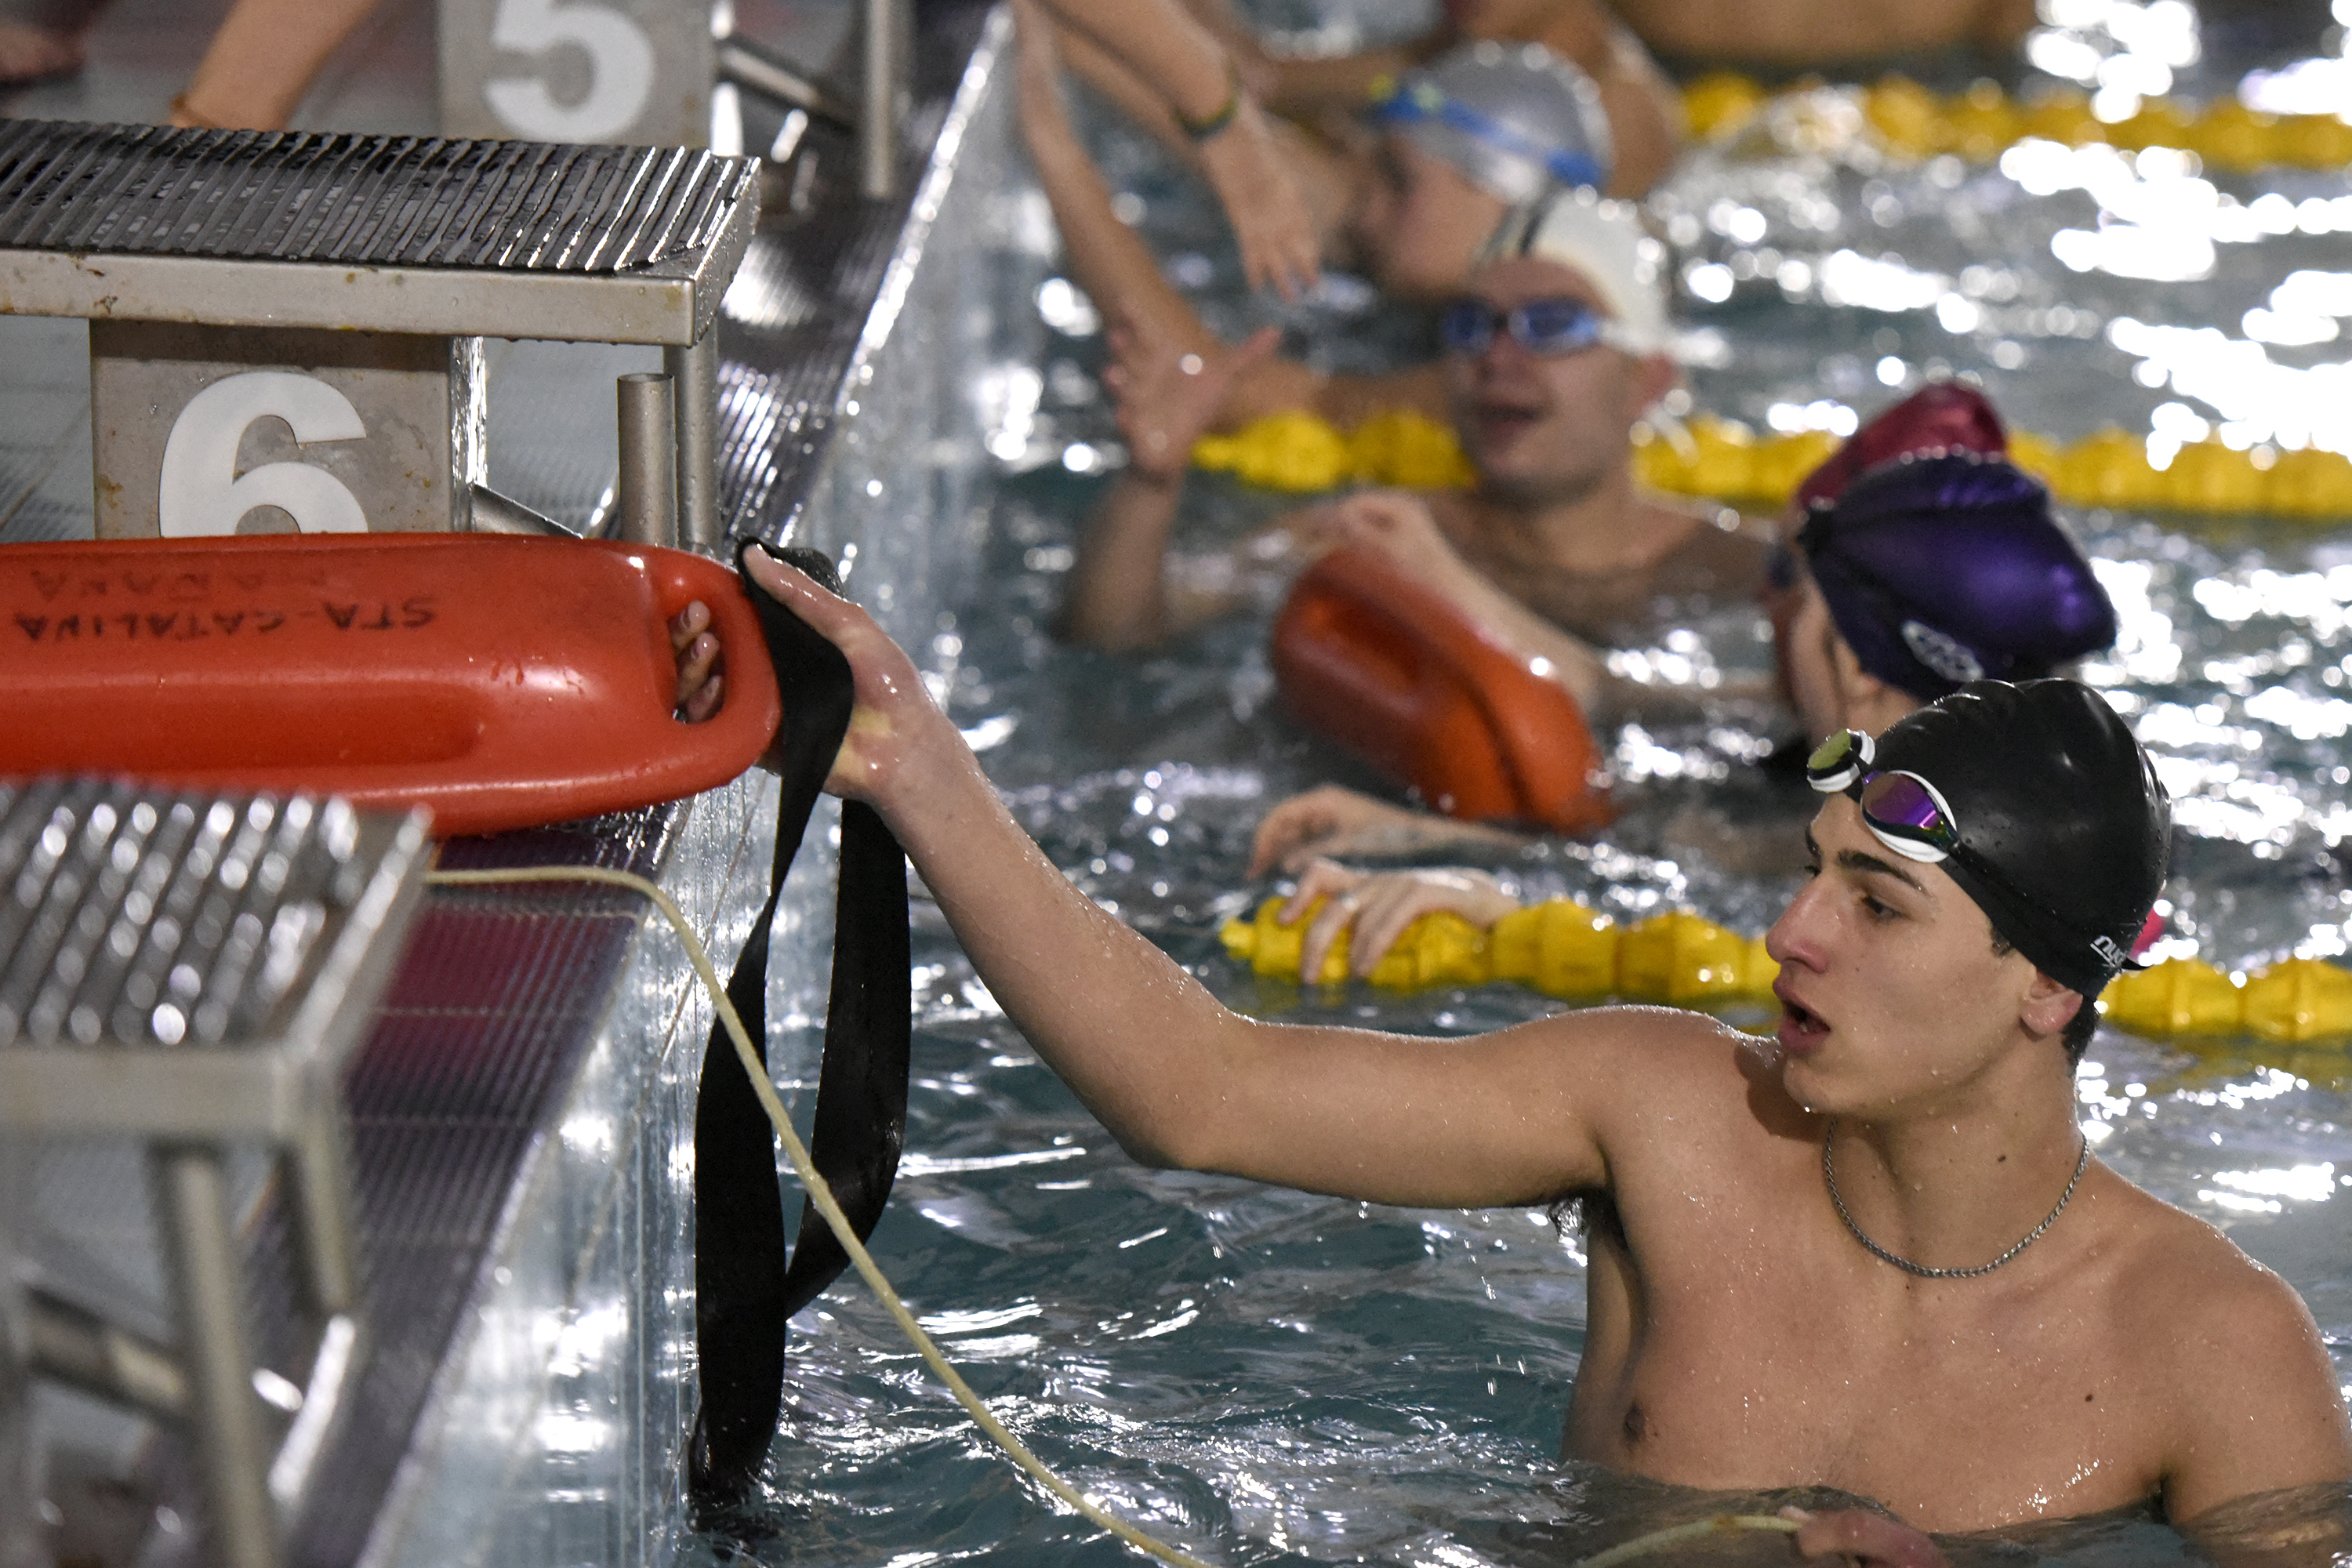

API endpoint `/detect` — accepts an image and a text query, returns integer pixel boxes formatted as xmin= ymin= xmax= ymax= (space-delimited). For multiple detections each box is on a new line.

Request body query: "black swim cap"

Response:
xmin=1870 ymin=680 xmax=2168 ymax=998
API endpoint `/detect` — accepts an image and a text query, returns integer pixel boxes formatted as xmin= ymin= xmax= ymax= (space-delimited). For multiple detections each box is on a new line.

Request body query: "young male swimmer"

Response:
xmin=1020 ymin=6 xmax=1644 ymax=434
xmin=1062 ymin=187 xmax=1771 ymax=693
xmin=722 ymin=548 xmax=2352 ymax=1564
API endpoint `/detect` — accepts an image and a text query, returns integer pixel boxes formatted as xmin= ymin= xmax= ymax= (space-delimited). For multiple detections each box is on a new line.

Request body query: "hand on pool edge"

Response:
xmin=1283 ymin=858 xmax=1521 ymax=982
xmin=1781 ymin=1505 xmax=1951 ymax=1567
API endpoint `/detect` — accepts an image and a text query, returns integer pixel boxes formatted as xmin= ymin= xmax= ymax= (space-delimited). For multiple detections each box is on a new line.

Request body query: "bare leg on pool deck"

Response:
xmin=169 ymin=0 xmax=382 ymax=131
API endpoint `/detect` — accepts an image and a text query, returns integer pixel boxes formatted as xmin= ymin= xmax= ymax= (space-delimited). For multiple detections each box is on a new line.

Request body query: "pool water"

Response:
xmin=693 ymin=2 xmax=2352 ymax=1561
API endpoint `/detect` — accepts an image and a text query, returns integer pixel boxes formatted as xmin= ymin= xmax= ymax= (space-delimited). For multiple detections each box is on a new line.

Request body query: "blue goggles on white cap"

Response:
xmin=1372 ymin=79 xmax=1606 ymax=194
xmin=1438 ymin=296 xmax=1628 ymax=358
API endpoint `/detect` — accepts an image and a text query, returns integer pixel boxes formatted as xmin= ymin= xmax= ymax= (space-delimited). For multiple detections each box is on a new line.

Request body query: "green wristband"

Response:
xmin=1177 ymin=60 xmax=1243 ymax=141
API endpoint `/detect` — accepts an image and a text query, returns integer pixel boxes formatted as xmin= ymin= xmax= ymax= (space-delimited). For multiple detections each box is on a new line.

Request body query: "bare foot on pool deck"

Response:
xmin=0 ymin=20 xmax=85 ymax=88
xmin=670 ymin=601 xmax=724 ymax=722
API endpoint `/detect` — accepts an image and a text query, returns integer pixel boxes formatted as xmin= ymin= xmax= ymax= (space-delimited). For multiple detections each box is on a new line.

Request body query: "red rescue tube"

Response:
xmin=0 ymin=534 xmax=782 ymax=838
xmin=1270 ymin=546 xmax=1611 ymax=833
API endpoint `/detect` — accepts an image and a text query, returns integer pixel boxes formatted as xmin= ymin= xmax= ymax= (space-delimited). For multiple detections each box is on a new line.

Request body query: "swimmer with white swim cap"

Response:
xmin=724 ymin=544 xmax=2352 ymax=1566
xmin=1061 ymin=182 xmax=1771 ymax=702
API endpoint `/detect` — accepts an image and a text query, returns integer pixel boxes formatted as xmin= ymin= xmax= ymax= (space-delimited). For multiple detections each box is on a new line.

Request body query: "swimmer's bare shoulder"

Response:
xmin=1512 ymin=1003 xmax=1783 ymax=1175
xmin=2088 ymin=1182 xmax=2352 ymax=1523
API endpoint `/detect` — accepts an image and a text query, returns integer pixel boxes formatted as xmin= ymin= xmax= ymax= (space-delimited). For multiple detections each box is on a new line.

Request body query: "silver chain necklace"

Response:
xmin=1823 ymin=1127 xmax=2089 ymax=1280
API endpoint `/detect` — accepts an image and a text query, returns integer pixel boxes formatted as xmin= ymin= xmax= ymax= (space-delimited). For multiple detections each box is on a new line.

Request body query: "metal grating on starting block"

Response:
xmin=0 ymin=779 xmax=428 ymax=1568
xmin=0 ymin=119 xmax=757 ymax=543
xmin=0 ymin=123 xmax=741 ymax=275
xmin=0 ymin=120 xmax=759 ymax=343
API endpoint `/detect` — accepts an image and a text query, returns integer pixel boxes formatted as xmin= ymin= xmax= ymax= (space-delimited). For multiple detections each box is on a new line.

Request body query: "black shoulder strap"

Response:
xmin=688 ymin=545 xmax=912 ymax=1512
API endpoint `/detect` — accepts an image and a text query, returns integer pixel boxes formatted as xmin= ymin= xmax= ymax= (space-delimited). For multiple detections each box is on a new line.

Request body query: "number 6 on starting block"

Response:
xmin=93 ymin=325 xmax=485 ymax=539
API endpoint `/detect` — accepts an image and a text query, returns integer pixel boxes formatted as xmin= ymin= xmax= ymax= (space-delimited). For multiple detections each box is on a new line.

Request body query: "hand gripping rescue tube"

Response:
xmin=0 ymin=535 xmax=782 ymax=838
xmin=1270 ymin=545 xmax=1612 ymax=833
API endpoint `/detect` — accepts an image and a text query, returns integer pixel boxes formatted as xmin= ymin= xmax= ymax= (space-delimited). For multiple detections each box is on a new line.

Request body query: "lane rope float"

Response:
xmin=1223 ymin=892 xmax=2352 ymax=1044
xmin=424 ymin=862 xmax=1218 ymax=1568
xmin=1679 ymin=71 xmax=2352 ymax=172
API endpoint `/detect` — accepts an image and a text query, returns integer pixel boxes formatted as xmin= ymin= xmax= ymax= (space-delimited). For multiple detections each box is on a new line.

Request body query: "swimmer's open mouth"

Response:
xmin=1774 ymin=981 xmax=1829 ymax=1047
xmin=1468 ymin=400 xmax=1544 ymax=442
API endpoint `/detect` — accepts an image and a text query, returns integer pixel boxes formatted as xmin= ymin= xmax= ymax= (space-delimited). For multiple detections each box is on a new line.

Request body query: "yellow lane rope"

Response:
xmin=1192 ymin=406 xmax=2352 ymax=521
xmin=425 ymin=864 xmax=1218 ymax=1568
xmin=1680 ymin=71 xmax=2352 ymax=171
xmin=1224 ymin=892 xmax=2352 ymax=1044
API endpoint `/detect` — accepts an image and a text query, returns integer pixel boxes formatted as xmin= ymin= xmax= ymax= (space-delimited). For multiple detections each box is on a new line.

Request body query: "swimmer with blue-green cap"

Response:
xmin=1018 ymin=4 xmax=1656 ymax=437
xmin=722 ymin=545 xmax=2352 ymax=1564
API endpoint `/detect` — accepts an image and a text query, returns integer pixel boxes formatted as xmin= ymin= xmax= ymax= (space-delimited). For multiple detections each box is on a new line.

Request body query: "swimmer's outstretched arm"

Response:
xmin=1026 ymin=0 xmax=1319 ymax=299
xmin=745 ymin=545 xmax=1633 ymax=1210
xmin=1015 ymin=6 xmax=1447 ymax=434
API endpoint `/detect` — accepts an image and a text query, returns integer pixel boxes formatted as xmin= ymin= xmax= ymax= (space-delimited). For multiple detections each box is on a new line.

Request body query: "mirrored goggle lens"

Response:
xmin=1513 ymin=299 xmax=1606 ymax=354
xmin=1439 ymin=299 xmax=1608 ymax=357
xmin=1858 ymin=771 xmax=1959 ymax=855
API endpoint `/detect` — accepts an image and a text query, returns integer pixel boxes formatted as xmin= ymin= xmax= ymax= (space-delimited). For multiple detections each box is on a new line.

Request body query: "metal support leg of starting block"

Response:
xmin=666 ymin=328 xmax=722 ymax=553
xmin=859 ymin=0 xmax=910 ymax=200
xmin=0 ymin=781 xmax=430 ymax=1568
xmin=615 ymin=371 xmax=678 ymax=547
xmin=153 ymin=1146 xmax=281 ymax=1568
xmin=0 ymin=1156 xmax=35 ymax=1568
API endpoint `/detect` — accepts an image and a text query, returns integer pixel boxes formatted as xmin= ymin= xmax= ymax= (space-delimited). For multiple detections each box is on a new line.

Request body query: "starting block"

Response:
xmin=0 ymin=118 xmax=759 ymax=548
xmin=0 ymin=779 xmax=427 ymax=1568
xmin=440 ymin=0 xmax=870 ymax=154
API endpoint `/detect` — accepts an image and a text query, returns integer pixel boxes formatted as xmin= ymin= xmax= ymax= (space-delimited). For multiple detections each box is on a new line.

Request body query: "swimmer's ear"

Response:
xmin=1628 ymin=352 xmax=1679 ymax=422
xmin=2020 ymin=970 xmax=2084 ymax=1040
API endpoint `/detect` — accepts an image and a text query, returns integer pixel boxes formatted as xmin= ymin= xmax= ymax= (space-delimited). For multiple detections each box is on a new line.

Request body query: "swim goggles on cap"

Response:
xmin=1439 ymin=296 xmax=1626 ymax=358
xmin=1806 ymin=728 xmax=2085 ymax=924
xmin=1806 ymin=729 xmax=1968 ymax=861
xmin=1370 ymin=78 xmax=1606 ymax=192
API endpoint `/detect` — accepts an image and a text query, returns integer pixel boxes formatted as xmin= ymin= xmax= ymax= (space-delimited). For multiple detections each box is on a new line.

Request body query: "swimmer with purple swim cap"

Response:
xmin=1248 ymin=393 xmax=2124 ymax=885
xmin=1778 ymin=447 xmax=2118 ymax=746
